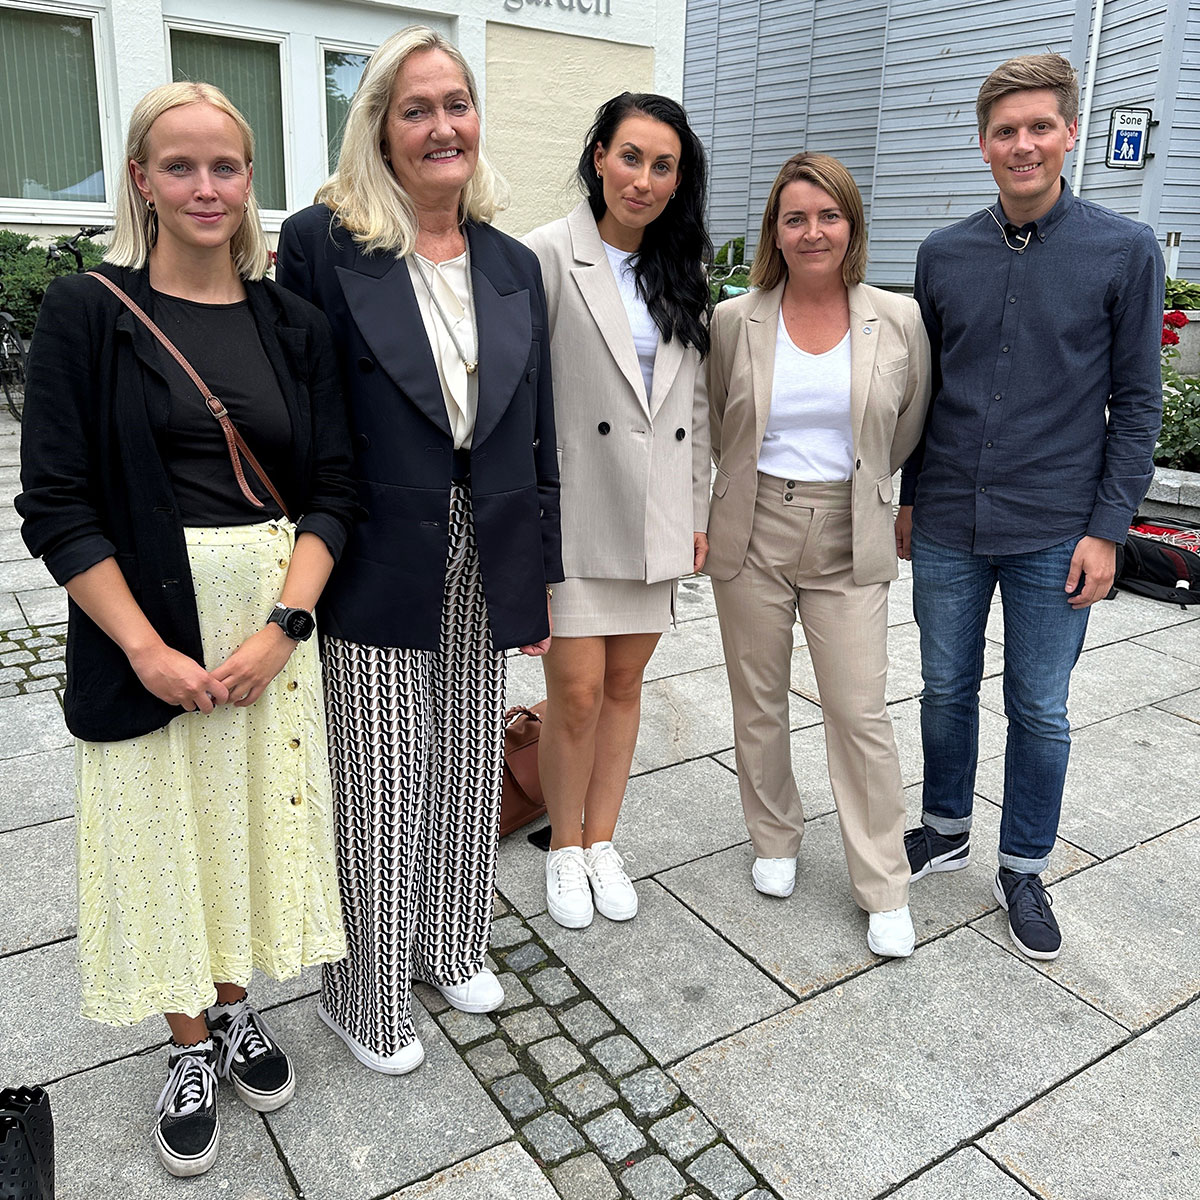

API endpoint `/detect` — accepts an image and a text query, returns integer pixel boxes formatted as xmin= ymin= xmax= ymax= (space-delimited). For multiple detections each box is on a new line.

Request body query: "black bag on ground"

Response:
xmin=0 ymin=1086 xmax=54 ymax=1200
xmin=1115 ymin=532 xmax=1200 ymax=606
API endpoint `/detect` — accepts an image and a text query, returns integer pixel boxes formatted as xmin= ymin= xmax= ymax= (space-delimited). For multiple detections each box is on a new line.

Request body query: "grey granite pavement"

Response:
xmin=2 ymin=407 xmax=1198 ymax=1200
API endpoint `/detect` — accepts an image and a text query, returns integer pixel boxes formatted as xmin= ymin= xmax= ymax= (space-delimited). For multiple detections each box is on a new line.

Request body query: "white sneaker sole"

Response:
xmin=867 ymin=930 xmax=915 ymax=958
xmin=231 ymin=1063 xmax=295 ymax=1112
xmin=992 ymin=875 xmax=1061 ymax=961
xmin=155 ymin=1119 xmax=220 ymax=1178
xmin=909 ymin=845 xmax=971 ymax=882
xmin=593 ymin=892 xmax=638 ymax=921
xmin=434 ymin=981 xmax=505 ymax=1014
xmin=547 ymin=895 xmax=594 ymax=928
xmin=317 ymin=1003 xmax=424 ymax=1074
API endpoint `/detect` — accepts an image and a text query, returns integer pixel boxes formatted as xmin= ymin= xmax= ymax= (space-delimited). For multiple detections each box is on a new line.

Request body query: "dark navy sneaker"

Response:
xmin=155 ymin=1040 xmax=220 ymax=1177
xmin=904 ymin=825 xmax=970 ymax=881
xmin=994 ymin=869 xmax=1061 ymax=960
xmin=208 ymin=999 xmax=295 ymax=1112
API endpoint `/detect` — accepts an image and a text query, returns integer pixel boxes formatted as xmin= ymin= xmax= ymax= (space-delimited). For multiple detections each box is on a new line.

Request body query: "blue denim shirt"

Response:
xmin=900 ymin=180 xmax=1164 ymax=554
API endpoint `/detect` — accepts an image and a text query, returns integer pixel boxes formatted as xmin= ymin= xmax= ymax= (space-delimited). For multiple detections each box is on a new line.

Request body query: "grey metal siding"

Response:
xmin=1159 ymin=1 xmax=1200 ymax=276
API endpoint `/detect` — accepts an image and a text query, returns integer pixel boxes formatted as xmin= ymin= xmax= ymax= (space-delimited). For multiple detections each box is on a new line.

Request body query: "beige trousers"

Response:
xmin=711 ymin=475 xmax=909 ymax=912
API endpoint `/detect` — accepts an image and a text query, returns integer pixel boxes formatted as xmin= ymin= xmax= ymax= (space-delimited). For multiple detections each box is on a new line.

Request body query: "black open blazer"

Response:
xmin=276 ymin=205 xmax=563 ymax=651
xmin=16 ymin=263 xmax=357 ymax=742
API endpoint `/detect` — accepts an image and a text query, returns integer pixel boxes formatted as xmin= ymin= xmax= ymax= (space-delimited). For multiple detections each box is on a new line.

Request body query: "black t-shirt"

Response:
xmin=151 ymin=291 xmax=292 ymax=526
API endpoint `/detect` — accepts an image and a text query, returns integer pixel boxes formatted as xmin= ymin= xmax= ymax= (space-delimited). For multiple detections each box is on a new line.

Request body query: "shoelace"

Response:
xmin=551 ymin=849 xmax=589 ymax=896
xmin=156 ymin=1052 xmax=215 ymax=1117
xmin=214 ymin=1007 xmax=277 ymax=1077
xmin=587 ymin=845 xmax=628 ymax=889
xmin=1006 ymin=875 xmax=1056 ymax=929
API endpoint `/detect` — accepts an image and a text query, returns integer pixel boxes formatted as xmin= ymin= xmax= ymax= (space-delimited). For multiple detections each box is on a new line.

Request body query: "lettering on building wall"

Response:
xmin=502 ymin=0 xmax=613 ymax=15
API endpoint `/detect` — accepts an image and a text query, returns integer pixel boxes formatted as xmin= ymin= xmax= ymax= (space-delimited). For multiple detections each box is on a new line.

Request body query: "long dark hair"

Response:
xmin=578 ymin=92 xmax=712 ymax=356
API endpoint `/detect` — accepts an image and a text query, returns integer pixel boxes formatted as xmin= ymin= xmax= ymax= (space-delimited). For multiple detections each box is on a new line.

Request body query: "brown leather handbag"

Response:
xmin=500 ymin=702 xmax=547 ymax=837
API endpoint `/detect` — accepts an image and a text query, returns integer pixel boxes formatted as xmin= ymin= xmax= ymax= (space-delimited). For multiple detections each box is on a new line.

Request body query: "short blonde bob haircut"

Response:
xmin=976 ymin=53 xmax=1079 ymax=136
xmin=106 ymin=81 xmax=270 ymax=280
xmin=750 ymin=152 xmax=867 ymax=291
xmin=316 ymin=25 xmax=508 ymax=257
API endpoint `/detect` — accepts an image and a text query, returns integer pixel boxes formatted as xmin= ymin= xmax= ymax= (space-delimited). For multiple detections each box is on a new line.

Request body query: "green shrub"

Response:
xmin=713 ymin=237 xmax=746 ymax=269
xmin=1164 ymin=276 xmax=1200 ymax=311
xmin=709 ymin=270 xmax=750 ymax=306
xmin=0 ymin=229 xmax=106 ymax=339
xmin=1157 ymin=359 xmax=1200 ymax=472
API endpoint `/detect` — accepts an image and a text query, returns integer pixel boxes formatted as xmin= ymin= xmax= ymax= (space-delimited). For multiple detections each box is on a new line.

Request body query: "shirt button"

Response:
xmin=986 ymin=441 xmax=993 ymax=448
xmin=278 ymin=558 xmax=288 ymax=568
xmin=287 ymin=681 xmax=298 ymax=691
xmin=289 ymin=738 xmax=300 ymax=749
xmin=1009 ymin=296 xmax=1017 ymax=304
xmin=1001 ymin=346 xmax=1010 ymax=353
xmin=291 ymin=795 xmax=302 ymax=806
xmin=980 ymin=487 xmax=987 ymax=493
xmin=994 ymin=394 xmax=1002 ymax=401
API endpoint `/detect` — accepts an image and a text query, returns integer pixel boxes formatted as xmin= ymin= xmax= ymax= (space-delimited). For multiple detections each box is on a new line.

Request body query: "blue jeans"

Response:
xmin=911 ymin=530 xmax=1090 ymax=873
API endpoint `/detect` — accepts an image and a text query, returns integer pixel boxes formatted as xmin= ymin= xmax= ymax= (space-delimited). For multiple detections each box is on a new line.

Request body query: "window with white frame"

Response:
xmin=322 ymin=45 xmax=369 ymax=176
xmin=0 ymin=4 xmax=106 ymax=203
xmin=168 ymin=26 xmax=287 ymax=211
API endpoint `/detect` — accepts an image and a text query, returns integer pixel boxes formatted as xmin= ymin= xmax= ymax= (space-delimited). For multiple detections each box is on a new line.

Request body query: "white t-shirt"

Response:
xmin=757 ymin=313 xmax=853 ymax=482
xmin=603 ymin=241 xmax=658 ymax=401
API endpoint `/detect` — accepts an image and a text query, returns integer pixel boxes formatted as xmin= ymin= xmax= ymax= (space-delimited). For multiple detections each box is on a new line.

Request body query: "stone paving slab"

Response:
xmin=982 ymin=1001 xmax=1200 ymax=1200
xmin=888 ymin=1148 xmax=1034 ymax=1200
xmin=0 ymin=555 xmax=54 ymax=592
xmin=675 ymin=574 xmax=716 ymax=623
xmin=633 ymin=665 xmax=821 ymax=775
xmin=973 ymin=818 xmax=1200 ymax=1032
xmin=0 ymin=745 xmax=73 ymax=830
xmin=0 ymin=506 xmax=23 ymax=530
xmin=0 ymin=691 xmax=70 ymax=759
xmin=48 ymin=1050 xmax=293 ymax=1199
xmin=642 ymin=615 xmax=731 ymax=683
xmin=788 ymin=621 xmax=1004 ymax=707
xmin=0 ymin=592 xmax=25 ymax=627
xmin=974 ymin=707 xmax=1200 ymax=859
xmin=497 ymin=757 xmax=749 ymax=919
xmin=393 ymin=1141 xmax=561 ymax=1199
xmin=531 ymin=882 xmax=793 ymax=1064
xmin=0 ymin=815 xmax=74 ymax=953
xmin=1133 ymin=616 xmax=1200 ymax=664
xmin=0 ymin=527 xmax=28 ymax=560
xmin=980 ymin=640 xmax=1197 ymax=731
xmin=1155 ymin=686 xmax=1200 ymax=724
xmin=17 ymin=584 xmax=68 ymax=626
xmin=265 ymin=999 xmax=510 ymax=1200
xmin=656 ymin=788 xmax=1094 ymax=1002
xmin=671 ymin=929 xmax=1124 ymax=1200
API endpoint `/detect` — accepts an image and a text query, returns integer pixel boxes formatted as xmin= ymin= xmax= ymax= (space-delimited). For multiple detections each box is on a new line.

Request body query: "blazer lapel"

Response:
xmin=468 ymin=223 xmax=531 ymax=450
xmin=847 ymin=284 xmax=879 ymax=452
xmin=648 ymin=334 xmax=684 ymax=418
xmin=335 ymin=257 xmax=451 ymax=438
xmin=566 ymin=203 xmax=650 ymax=418
xmin=748 ymin=284 xmax=784 ymax=453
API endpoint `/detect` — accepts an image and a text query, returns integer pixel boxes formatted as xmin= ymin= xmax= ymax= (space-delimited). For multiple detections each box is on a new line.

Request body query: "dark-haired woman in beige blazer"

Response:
xmin=706 ymin=153 xmax=930 ymax=957
xmin=524 ymin=93 xmax=712 ymax=930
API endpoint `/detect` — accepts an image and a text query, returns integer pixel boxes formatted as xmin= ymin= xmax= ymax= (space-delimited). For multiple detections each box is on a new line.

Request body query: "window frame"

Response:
xmin=0 ymin=0 xmax=116 ymax=223
xmin=317 ymin=38 xmax=374 ymax=180
xmin=163 ymin=16 xmax=292 ymax=222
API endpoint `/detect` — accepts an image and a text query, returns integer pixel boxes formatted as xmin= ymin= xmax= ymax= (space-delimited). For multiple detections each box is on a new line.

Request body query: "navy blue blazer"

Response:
xmin=276 ymin=205 xmax=562 ymax=651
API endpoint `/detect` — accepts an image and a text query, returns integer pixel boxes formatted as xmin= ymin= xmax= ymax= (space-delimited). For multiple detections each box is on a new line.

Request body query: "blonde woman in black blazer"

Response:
xmin=524 ymin=93 xmax=711 ymax=930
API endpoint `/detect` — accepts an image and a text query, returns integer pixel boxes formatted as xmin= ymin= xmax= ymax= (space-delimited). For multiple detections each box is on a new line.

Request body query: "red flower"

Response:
xmin=1162 ymin=328 xmax=1181 ymax=346
xmin=1164 ymin=309 xmax=1189 ymax=328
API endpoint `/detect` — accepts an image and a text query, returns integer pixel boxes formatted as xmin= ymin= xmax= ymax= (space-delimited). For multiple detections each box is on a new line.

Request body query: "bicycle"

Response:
xmin=0 ymin=292 xmax=26 ymax=423
xmin=45 ymin=224 xmax=112 ymax=274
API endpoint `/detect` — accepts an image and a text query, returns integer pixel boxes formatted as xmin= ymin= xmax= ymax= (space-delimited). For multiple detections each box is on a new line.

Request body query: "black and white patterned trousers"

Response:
xmin=320 ymin=485 xmax=506 ymax=1054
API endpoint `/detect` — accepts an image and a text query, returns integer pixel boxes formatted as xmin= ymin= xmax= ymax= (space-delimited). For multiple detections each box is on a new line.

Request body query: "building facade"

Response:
xmin=0 ymin=0 xmax=685 ymax=240
xmin=685 ymin=0 xmax=1200 ymax=285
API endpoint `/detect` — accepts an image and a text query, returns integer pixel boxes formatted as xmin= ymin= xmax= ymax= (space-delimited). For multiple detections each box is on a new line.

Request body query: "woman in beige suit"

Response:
xmin=707 ymin=153 xmax=930 ymax=957
xmin=524 ymin=93 xmax=711 ymax=929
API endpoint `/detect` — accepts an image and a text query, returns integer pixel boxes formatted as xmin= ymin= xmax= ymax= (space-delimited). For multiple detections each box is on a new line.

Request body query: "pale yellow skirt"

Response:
xmin=75 ymin=520 xmax=345 ymax=1026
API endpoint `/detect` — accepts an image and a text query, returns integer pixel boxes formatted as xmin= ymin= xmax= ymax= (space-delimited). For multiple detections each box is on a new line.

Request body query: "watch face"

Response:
xmin=281 ymin=608 xmax=314 ymax=640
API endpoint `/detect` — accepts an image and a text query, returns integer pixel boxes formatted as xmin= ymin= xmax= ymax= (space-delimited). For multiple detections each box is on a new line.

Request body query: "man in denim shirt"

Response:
xmin=895 ymin=53 xmax=1164 ymax=960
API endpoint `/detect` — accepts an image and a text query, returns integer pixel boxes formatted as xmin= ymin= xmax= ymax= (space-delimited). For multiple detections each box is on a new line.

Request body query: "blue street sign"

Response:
xmin=1106 ymin=108 xmax=1151 ymax=169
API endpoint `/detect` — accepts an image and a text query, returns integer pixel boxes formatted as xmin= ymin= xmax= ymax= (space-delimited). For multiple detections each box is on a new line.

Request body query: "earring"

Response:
xmin=670 ymin=191 xmax=676 ymax=200
xmin=145 ymin=199 xmax=155 ymax=211
xmin=243 ymin=201 xmax=249 ymax=212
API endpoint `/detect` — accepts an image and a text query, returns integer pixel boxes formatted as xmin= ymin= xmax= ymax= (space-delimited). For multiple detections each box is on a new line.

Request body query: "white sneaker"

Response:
xmin=752 ymin=856 xmax=797 ymax=897
xmin=546 ymin=845 xmax=594 ymax=928
xmin=584 ymin=842 xmax=638 ymax=921
xmin=433 ymin=968 xmax=504 ymax=1013
xmin=316 ymin=1003 xmax=424 ymax=1075
xmin=867 ymin=905 xmax=916 ymax=958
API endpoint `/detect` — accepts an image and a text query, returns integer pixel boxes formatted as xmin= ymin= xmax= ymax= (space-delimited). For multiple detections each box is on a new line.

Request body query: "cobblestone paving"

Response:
xmin=0 ymin=623 xmax=66 ymax=697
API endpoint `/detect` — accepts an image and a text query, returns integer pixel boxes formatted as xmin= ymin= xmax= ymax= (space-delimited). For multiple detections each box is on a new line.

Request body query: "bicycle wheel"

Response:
xmin=0 ymin=318 xmax=27 ymax=422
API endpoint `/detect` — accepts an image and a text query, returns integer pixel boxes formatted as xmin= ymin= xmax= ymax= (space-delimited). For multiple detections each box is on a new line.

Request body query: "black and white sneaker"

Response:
xmin=994 ymin=869 xmax=1061 ymax=960
xmin=904 ymin=825 xmax=970 ymax=881
xmin=154 ymin=1040 xmax=220 ymax=1178
xmin=208 ymin=999 xmax=295 ymax=1112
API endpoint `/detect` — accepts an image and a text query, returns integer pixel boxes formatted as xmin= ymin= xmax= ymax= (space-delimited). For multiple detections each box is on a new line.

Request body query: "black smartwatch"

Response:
xmin=266 ymin=603 xmax=315 ymax=642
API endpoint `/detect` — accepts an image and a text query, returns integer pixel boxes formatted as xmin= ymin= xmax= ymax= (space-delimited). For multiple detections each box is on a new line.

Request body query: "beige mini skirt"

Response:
xmin=550 ymin=576 xmax=677 ymax=638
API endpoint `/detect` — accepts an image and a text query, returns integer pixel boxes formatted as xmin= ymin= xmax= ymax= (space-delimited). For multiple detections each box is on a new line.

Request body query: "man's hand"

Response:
xmin=1065 ymin=535 xmax=1117 ymax=609
xmin=895 ymin=505 xmax=914 ymax=560
xmin=693 ymin=531 xmax=709 ymax=574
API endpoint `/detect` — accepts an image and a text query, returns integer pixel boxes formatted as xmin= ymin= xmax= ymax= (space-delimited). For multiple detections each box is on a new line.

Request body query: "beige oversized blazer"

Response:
xmin=705 ymin=281 xmax=931 ymax=585
xmin=523 ymin=202 xmax=710 ymax=583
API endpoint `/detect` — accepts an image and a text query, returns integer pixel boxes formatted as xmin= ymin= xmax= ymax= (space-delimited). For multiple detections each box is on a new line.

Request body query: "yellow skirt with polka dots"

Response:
xmin=75 ymin=520 xmax=346 ymax=1026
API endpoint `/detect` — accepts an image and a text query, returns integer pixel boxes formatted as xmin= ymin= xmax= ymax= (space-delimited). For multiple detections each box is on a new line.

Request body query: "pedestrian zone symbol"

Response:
xmin=1114 ymin=130 xmax=1141 ymax=162
xmin=1106 ymin=108 xmax=1151 ymax=169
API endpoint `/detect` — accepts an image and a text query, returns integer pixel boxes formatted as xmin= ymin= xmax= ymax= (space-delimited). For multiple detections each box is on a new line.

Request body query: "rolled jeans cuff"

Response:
xmin=998 ymin=850 xmax=1051 ymax=876
xmin=923 ymin=813 xmax=972 ymax=836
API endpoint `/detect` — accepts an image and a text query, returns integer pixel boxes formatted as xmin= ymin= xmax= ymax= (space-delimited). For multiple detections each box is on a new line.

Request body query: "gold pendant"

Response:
xmin=466 ymin=362 xmax=477 ymax=375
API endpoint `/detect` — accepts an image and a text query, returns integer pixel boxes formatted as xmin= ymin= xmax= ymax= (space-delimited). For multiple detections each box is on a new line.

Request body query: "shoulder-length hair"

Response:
xmin=106 ymin=81 xmax=270 ymax=280
xmin=317 ymin=25 xmax=508 ymax=257
xmin=750 ymin=153 xmax=868 ymax=291
xmin=578 ymin=92 xmax=712 ymax=357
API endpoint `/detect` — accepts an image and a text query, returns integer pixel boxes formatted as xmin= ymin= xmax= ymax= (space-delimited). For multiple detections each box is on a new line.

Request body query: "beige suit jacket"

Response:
xmin=705 ymin=282 xmax=931 ymax=585
xmin=523 ymin=203 xmax=710 ymax=583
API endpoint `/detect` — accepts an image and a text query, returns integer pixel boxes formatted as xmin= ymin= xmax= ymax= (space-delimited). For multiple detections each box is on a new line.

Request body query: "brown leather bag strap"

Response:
xmin=87 ymin=271 xmax=293 ymax=522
